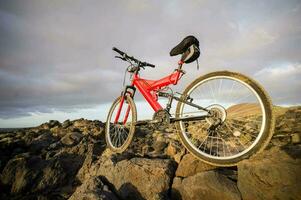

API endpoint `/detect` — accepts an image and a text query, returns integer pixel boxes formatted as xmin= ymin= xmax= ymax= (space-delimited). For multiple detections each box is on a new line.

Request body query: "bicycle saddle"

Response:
xmin=170 ymin=35 xmax=199 ymax=56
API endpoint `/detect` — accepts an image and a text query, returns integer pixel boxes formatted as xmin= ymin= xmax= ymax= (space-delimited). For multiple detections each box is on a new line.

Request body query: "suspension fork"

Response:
xmin=113 ymin=96 xmax=131 ymax=125
xmin=123 ymin=105 xmax=131 ymax=124
xmin=114 ymin=86 xmax=136 ymax=124
xmin=114 ymin=96 xmax=125 ymax=124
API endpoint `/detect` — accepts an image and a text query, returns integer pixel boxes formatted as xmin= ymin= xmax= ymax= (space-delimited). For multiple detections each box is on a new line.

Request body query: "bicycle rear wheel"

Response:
xmin=176 ymin=71 xmax=274 ymax=166
xmin=105 ymin=95 xmax=137 ymax=153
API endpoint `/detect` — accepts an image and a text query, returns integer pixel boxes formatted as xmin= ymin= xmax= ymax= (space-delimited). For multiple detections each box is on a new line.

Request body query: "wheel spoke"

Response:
xmin=216 ymin=130 xmax=232 ymax=156
xmin=198 ymin=134 xmax=209 ymax=150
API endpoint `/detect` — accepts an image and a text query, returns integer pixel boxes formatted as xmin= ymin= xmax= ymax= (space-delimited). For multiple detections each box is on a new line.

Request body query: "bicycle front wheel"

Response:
xmin=176 ymin=71 xmax=274 ymax=166
xmin=105 ymin=95 xmax=137 ymax=153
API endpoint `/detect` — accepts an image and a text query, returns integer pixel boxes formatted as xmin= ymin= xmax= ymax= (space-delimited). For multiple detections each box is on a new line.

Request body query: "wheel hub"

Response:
xmin=206 ymin=104 xmax=227 ymax=126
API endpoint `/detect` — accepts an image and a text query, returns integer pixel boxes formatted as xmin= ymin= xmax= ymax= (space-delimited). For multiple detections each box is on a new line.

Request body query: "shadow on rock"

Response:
xmin=118 ymin=182 xmax=146 ymax=200
xmin=170 ymin=188 xmax=183 ymax=200
xmin=280 ymin=144 xmax=301 ymax=159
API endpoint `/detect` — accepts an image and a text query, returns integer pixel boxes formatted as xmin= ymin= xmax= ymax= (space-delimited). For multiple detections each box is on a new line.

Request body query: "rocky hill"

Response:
xmin=0 ymin=106 xmax=300 ymax=200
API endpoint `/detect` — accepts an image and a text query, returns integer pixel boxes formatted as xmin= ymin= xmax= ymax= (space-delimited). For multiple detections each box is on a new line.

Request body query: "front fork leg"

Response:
xmin=114 ymin=96 xmax=125 ymax=124
xmin=123 ymin=104 xmax=131 ymax=125
xmin=114 ymin=95 xmax=131 ymax=125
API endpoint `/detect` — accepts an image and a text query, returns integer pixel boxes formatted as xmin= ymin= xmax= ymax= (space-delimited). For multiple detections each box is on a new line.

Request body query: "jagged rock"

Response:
xmin=0 ymin=136 xmax=25 ymax=150
xmin=152 ymin=140 xmax=168 ymax=153
xmin=166 ymin=142 xmax=177 ymax=156
xmin=49 ymin=120 xmax=61 ymax=128
xmin=1 ymin=153 xmax=84 ymax=196
xmin=29 ymin=132 xmax=57 ymax=153
xmin=172 ymin=171 xmax=241 ymax=200
xmin=89 ymin=126 xmax=104 ymax=139
xmin=22 ymin=130 xmax=42 ymax=146
xmin=39 ymin=120 xmax=61 ymax=130
xmin=89 ymin=151 xmax=177 ymax=200
xmin=166 ymin=140 xmax=185 ymax=163
xmin=0 ymin=132 xmax=15 ymax=139
xmin=69 ymin=176 xmax=119 ymax=200
xmin=292 ymin=133 xmax=301 ymax=144
xmin=0 ymin=137 xmax=26 ymax=171
xmin=77 ymin=143 xmax=106 ymax=182
xmin=61 ymin=132 xmax=83 ymax=146
xmin=238 ymin=145 xmax=301 ymax=200
xmin=73 ymin=119 xmax=90 ymax=128
xmin=175 ymin=153 xmax=218 ymax=177
xmin=62 ymin=119 xmax=72 ymax=128
xmin=50 ymin=125 xmax=65 ymax=137
xmin=1 ymin=157 xmax=23 ymax=186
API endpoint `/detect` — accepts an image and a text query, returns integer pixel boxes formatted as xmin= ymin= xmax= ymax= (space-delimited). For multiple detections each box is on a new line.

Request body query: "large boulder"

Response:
xmin=165 ymin=140 xmax=185 ymax=163
xmin=61 ymin=132 xmax=83 ymax=146
xmin=89 ymin=151 xmax=177 ymax=200
xmin=29 ymin=132 xmax=57 ymax=153
xmin=175 ymin=153 xmax=218 ymax=177
xmin=1 ymin=153 xmax=84 ymax=196
xmin=70 ymin=119 xmax=104 ymax=138
xmin=77 ymin=143 xmax=106 ymax=182
xmin=73 ymin=119 xmax=91 ymax=128
xmin=69 ymin=176 xmax=119 ymax=200
xmin=0 ymin=134 xmax=26 ymax=171
xmin=238 ymin=145 xmax=301 ymax=200
xmin=39 ymin=120 xmax=61 ymax=130
xmin=172 ymin=171 xmax=241 ymax=200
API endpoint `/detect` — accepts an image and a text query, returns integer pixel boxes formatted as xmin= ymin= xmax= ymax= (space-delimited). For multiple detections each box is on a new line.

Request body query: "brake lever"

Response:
xmin=115 ymin=56 xmax=126 ymax=61
xmin=137 ymin=61 xmax=145 ymax=70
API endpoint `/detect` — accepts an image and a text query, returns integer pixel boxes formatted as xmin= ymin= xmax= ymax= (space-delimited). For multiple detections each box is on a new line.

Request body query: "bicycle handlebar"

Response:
xmin=112 ymin=47 xmax=155 ymax=68
xmin=142 ymin=62 xmax=155 ymax=68
xmin=112 ymin=47 xmax=125 ymax=56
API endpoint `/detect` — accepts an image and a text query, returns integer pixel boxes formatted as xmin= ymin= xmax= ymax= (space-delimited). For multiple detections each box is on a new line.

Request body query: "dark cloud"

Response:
xmin=0 ymin=0 xmax=300 ymax=121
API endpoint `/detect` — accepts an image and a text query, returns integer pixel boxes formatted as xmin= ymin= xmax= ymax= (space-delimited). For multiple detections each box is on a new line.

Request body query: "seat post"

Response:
xmin=178 ymin=60 xmax=184 ymax=70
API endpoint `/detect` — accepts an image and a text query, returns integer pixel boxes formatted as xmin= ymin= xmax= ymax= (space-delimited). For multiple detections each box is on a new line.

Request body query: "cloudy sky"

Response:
xmin=0 ymin=0 xmax=300 ymax=127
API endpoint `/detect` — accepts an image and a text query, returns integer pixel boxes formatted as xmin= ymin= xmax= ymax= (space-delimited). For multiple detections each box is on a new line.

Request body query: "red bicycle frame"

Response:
xmin=114 ymin=62 xmax=185 ymax=124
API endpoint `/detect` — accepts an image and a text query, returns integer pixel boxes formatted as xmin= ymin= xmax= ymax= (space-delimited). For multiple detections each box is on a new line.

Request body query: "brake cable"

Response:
xmin=122 ymin=66 xmax=128 ymax=87
xmin=122 ymin=58 xmax=135 ymax=86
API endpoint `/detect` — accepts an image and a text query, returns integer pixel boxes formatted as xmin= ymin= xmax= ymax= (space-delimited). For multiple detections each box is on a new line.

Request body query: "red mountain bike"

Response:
xmin=105 ymin=36 xmax=274 ymax=166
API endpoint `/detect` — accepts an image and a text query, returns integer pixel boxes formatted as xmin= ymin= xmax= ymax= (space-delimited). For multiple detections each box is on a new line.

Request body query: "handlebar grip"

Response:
xmin=112 ymin=47 xmax=125 ymax=56
xmin=144 ymin=62 xmax=155 ymax=68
